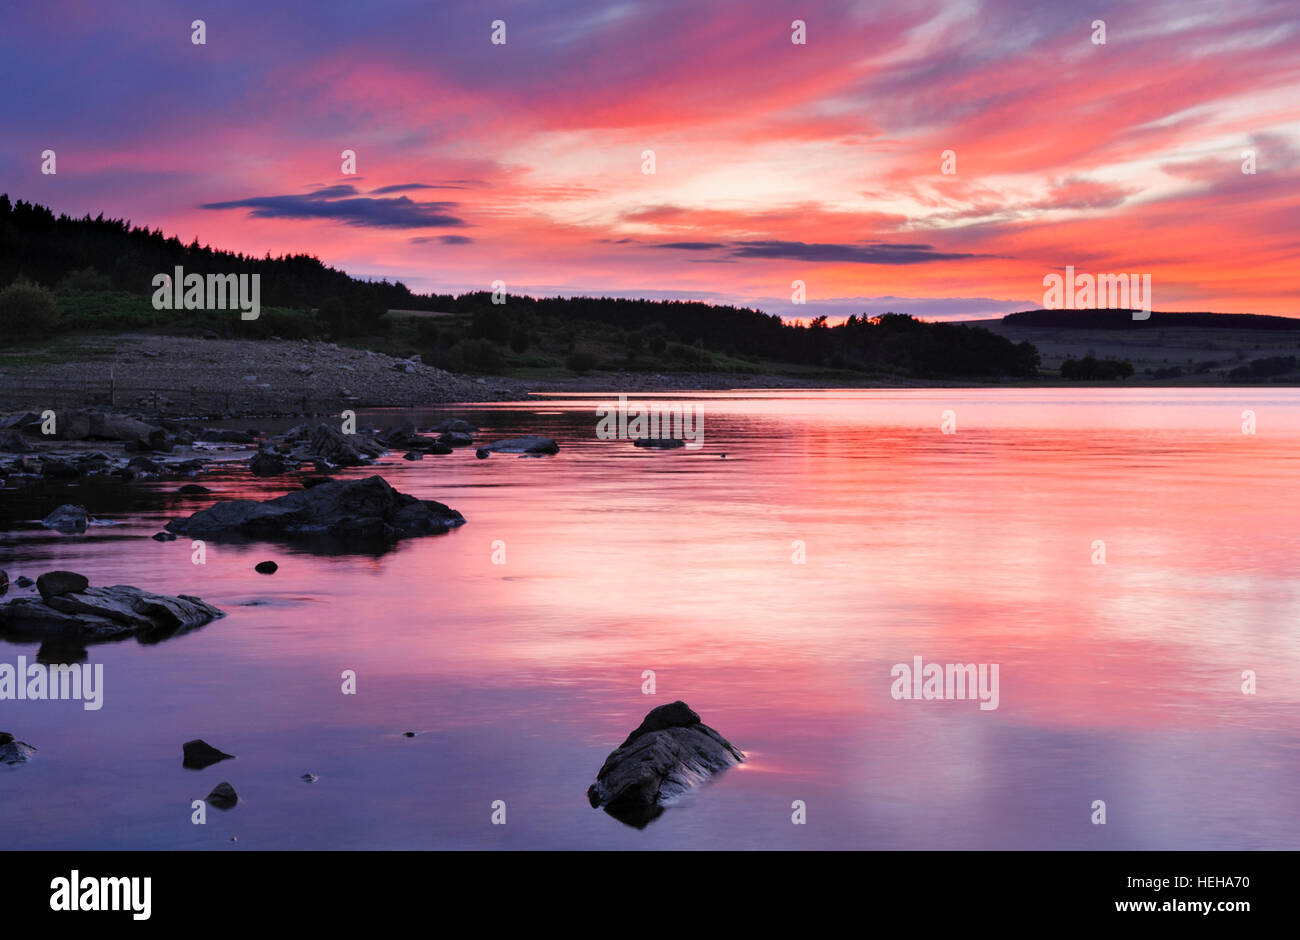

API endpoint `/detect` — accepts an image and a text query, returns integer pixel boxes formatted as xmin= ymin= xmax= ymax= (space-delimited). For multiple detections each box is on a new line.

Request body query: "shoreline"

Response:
xmin=2 ymin=333 xmax=1296 ymax=421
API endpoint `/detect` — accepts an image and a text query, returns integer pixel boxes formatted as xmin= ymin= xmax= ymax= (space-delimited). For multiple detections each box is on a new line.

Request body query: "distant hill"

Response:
xmin=1002 ymin=309 xmax=1300 ymax=330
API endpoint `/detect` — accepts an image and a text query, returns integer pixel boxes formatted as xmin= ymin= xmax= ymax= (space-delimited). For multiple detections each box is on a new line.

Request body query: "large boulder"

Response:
xmin=0 ymin=583 xmax=224 ymax=640
xmin=586 ymin=702 xmax=744 ymax=828
xmin=165 ymin=475 xmax=464 ymax=546
xmin=88 ymin=413 xmax=163 ymax=448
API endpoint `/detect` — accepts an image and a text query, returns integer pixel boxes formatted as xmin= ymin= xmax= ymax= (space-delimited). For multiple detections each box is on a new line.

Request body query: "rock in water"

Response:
xmin=183 ymin=739 xmax=235 ymax=770
xmin=480 ymin=436 xmax=559 ymax=455
xmin=164 ymin=475 xmax=464 ymax=547
xmin=41 ymin=505 xmax=90 ymax=532
xmin=206 ymin=782 xmax=239 ymax=809
xmin=632 ymin=438 xmax=686 ymax=449
xmin=249 ymin=451 xmax=289 ymax=476
xmin=1 ymin=732 xmax=38 ymax=764
xmin=36 ymin=571 xmax=90 ymax=601
xmin=586 ymin=701 xmax=744 ymax=828
xmin=0 ymin=570 xmax=8 ymax=596
xmin=177 ymin=483 xmax=211 ymax=495
xmin=307 ymin=424 xmax=382 ymax=467
xmin=254 ymin=561 xmax=278 ymax=574
xmin=0 ymin=585 xmax=224 ymax=640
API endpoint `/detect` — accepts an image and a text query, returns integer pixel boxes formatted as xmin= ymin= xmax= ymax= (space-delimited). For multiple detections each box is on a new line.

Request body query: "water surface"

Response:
xmin=2 ymin=388 xmax=1298 ymax=849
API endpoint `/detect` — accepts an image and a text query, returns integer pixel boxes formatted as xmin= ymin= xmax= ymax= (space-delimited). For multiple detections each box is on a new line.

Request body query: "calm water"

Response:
xmin=2 ymin=388 xmax=1298 ymax=850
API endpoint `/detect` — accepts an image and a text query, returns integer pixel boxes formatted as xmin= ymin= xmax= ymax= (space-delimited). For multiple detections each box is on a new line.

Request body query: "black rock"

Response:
xmin=0 ymin=570 xmax=7 ymax=596
xmin=402 ymin=451 xmax=423 ymax=461
xmin=249 ymin=451 xmax=289 ymax=476
xmin=300 ymin=475 xmax=332 ymax=488
xmin=183 ymin=739 xmax=235 ymax=770
xmin=633 ymin=438 xmax=686 ymax=449
xmin=428 ymin=418 xmax=479 ymax=433
xmin=405 ymin=438 xmax=453 ymax=455
xmin=0 ymin=586 xmax=224 ymax=641
xmin=206 ymin=781 xmax=239 ymax=809
xmin=1 ymin=731 xmax=38 ymax=764
xmin=437 ymin=431 xmax=475 ymax=447
xmin=165 ymin=475 xmax=465 ymax=548
xmin=306 ymin=424 xmax=383 ymax=467
xmin=480 ymin=436 xmax=559 ymax=455
xmin=40 ymin=457 xmax=81 ymax=478
xmin=254 ymin=561 xmax=278 ymax=574
xmin=126 ymin=455 xmax=162 ymax=474
xmin=586 ymin=701 xmax=744 ymax=828
xmin=151 ymin=531 xmax=178 ymax=541
xmin=178 ymin=483 xmax=211 ymax=495
xmin=15 ymin=576 xmax=34 ymax=587
xmin=40 ymin=505 xmax=90 ymax=532
xmin=0 ymin=431 xmax=33 ymax=453
xmin=475 ymin=448 xmax=490 ymax=459
xmin=36 ymin=570 xmax=90 ymax=601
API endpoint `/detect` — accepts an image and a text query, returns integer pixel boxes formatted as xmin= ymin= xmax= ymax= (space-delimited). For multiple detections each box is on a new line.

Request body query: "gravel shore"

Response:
xmin=0 ymin=334 xmax=847 ymax=417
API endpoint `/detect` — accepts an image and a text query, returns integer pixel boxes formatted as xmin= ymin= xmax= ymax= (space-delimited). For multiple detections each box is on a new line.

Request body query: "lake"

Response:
xmin=2 ymin=388 xmax=1298 ymax=849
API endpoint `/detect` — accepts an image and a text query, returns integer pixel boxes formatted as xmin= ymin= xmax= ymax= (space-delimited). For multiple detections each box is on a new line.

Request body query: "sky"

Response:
xmin=2 ymin=0 xmax=1298 ymax=321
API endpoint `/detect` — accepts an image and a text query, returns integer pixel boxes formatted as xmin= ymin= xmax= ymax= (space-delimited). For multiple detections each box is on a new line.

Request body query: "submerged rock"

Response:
xmin=428 ymin=418 xmax=478 ymax=433
xmin=0 ymin=732 xmax=37 ymax=764
xmin=178 ymin=483 xmax=212 ymax=495
xmin=0 ymin=583 xmax=224 ymax=640
xmin=41 ymin=504 xmax=90 ymax=532
xmin=0 ymin=570 xmax=7 ymax=596
xmin=206 ymin=781 xmax=239 ymax=809
xmin=183 ymin=739 xmax=235 ymax=770
xmin=480 ymin=436 xmax=559 ymax=455
xmin=254 ymin=561 xmax=278 ymax=574
xmin=633 ymin=438 xmax=686 ymax=449
xmin=438 ymin=430 xmax=474 ymax=447
xmin=165 ymin=475 xmax=465 ymax=547
xmin=586 ymin=701 xmax=744 ymax=828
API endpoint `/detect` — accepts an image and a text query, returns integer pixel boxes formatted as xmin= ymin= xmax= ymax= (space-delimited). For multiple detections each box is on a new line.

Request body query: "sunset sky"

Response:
xmin=2 ymin=0 xmax=1298 ymax=320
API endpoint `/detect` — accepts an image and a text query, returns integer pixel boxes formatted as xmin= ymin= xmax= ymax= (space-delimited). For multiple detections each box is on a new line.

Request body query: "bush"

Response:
xmin=56 ymin=267 xmax=112 ymax=293
xmin=509 ymin=330 xmax=531 ymax=354
xmin=565 ymin=350 xmax=599 ymax=373
xmin=1061 ymin=355 xmax=1133 ymax=380
xmin=471 ymin=307 xmax=511 ymax=344
xmin=0 ymin=280 xmax=61 ymax=337
xmin=457 ymin=338 xmax=504 ymax=372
